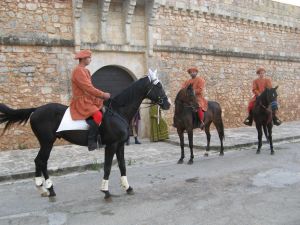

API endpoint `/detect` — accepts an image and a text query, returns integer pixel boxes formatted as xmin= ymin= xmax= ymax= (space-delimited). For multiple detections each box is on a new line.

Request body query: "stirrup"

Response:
xmin=273 ymin=118 xmax=282 ymax=126
xmin=243 ymin=119 xmax=252 ymax=126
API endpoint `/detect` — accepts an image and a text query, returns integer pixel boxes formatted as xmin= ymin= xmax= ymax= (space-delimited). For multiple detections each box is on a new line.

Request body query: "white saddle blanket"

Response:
xmin=56 ymin=108 xmax=89 ymax=132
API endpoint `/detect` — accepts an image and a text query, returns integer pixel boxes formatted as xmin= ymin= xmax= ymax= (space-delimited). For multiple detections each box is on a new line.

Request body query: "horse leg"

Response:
xmin=267 ymin=124 xmax=274 ymax=155
xmin=177 ymin=128 xmax=185 ymax=164
xmin=256 ymin=124 xmax=263 ymax=154
xmin=115 ymin=143 xmax=134 ymax=195
xmin=204 ymin=122 xmax=212 ymax=157
xmin=215 ymin=121 xmax=225 ymax=156
xmin=187 ymin=129 xmax=194 ymax=164
xmin=34 ymin=141 xmax=56 ymax=197
xmin=101 ymin=144 xmax=116 ymax=200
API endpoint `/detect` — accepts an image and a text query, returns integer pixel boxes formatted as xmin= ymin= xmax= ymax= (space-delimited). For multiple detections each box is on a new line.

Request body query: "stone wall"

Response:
xmin=0 ymin=0 xmax=300 ymax=150
xmin=150 ymin=0 xmax=300 ymax=130
xmin=0 ymin=0 xmax=73 ymax=44
xmin=0 ymin=0 xmax=75 ymax=150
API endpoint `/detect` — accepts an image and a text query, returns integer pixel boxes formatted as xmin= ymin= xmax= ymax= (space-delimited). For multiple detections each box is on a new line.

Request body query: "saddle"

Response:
xmin=56 ymin=108 xmax=89 ymax=132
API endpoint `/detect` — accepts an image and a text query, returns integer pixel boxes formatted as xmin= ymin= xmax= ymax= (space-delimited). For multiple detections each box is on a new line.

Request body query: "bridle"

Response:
xmin=175 ymin=99 xmax=199 ymax=111
xmin=143 ymin=82 xmax=168 ymax=107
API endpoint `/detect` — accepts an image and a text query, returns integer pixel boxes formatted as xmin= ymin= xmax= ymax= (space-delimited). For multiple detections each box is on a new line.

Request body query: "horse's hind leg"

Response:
xmin=187 ymin=129 xmax=194 ymax=164
xmin=267 ymin=124 xmax=274 ymax=155
xmin=215 ymin=121 xmax=224 ymax=156
xmin=256 ymin=124 xmax=263 ymax=154
xmin=177 ymin=128 xmax=185 ymax=164
xmin=115 ymin=143 xmax=134 ymax=195
xmin=35 ymin=140 xmax=56 ymax=197
xmin=204 ymin=122 xmax=212 ymax=157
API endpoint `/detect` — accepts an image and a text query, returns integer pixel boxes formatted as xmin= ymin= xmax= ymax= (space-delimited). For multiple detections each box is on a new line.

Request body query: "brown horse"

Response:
xmin=252 ymin=86 xmax=279 ymax=155
xmin=173 ymin=85 xmax=225 ymax=164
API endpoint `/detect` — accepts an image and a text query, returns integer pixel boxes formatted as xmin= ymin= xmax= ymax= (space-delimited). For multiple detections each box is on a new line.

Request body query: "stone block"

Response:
xmin=20 ymin=66 xmax=35 ymax=73
xmin=26 ymin=3 xmax=37 ymax=11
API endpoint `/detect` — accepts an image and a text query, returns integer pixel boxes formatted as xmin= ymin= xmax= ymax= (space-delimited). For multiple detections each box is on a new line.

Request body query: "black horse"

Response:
xmin=0 ymin=75 xmax=170 ymax=200
xmin=173 ymin=85 xmax=225 ymax=164
xmin=252 ymin=86 xmax=279 ymax=155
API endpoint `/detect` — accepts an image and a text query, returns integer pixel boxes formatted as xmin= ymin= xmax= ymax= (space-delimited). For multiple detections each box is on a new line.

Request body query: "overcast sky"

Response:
xmin=272 ymin=0 xmax=300 ymax=7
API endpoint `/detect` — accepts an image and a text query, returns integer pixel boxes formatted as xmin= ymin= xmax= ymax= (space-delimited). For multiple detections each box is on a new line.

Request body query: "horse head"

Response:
xmin=175 ymin=84 xmax=199 ymax=112
xmin=265 ymin=86 xmax=278 ymax=104
xmin=146 ymin=69 xmax=171 ymax=110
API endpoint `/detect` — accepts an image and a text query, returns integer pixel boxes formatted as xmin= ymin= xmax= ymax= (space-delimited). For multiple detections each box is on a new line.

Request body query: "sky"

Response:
xmin=272 ymin=0 xmax=300 ymax=7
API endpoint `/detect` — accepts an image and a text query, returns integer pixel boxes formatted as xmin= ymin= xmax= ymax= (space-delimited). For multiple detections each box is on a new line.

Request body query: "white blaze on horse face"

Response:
xmin=101 ymin=179 xmax=109 ymax=191
xmin=120 ymin=176 xmax=129 ymax=190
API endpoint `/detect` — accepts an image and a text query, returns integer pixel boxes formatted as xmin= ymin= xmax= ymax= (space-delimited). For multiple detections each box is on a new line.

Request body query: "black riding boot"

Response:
xmin=134 ymin=137 xmax=141 ymax=144
xmin=86 ymin=118 xmax=99 ymax=151
xmin=272 ymin=110 xmax=282 ymax=126
xmin=126 ymin=137 xmax=130 ymax=146
xmin=243 ymin=111 xmax=253 ymax=126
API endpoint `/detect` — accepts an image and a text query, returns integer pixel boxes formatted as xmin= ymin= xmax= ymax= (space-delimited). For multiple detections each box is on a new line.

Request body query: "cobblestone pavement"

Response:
xmin=0 ymin=121 xmax=299 ymax=182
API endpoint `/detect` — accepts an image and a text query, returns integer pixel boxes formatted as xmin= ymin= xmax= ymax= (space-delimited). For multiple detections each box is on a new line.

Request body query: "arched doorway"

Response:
xmin=92 ymin=65 xmax=135 ymax=97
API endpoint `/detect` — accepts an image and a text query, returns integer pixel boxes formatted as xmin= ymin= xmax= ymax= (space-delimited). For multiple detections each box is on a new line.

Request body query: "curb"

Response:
xmin=164 ymin=135 xmax=300 ymax=151
xmin=0 ymin=160 xmax=118 ymax=183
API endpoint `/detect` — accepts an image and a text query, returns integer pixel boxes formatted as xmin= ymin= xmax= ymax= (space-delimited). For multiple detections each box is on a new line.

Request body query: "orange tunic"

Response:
xmin=250 ymin=77 xmax=272 ymax=102
xmin=247 ymin=77 xmax=273 ymax=112
xmin=70 ymin=65 xmax=105 ymax=120
xmin=182 ymin=77 xmax=208 ymax=111
xmin=252 ymin=77 xmax=272 ymax=96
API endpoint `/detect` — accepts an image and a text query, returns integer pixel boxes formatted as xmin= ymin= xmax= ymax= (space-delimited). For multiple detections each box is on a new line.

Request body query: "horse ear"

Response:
xmin=274 ymin=85 xmax=278 ymax=90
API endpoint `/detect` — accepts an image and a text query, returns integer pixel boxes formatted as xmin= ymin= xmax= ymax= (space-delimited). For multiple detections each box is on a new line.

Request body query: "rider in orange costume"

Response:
xmin=70 ymin=50 xmax=110 ymax=151
xmin=243 ymin=66 xmax=282 ymax=126
xmin=182 ymin=67 xmax=208 ymax=129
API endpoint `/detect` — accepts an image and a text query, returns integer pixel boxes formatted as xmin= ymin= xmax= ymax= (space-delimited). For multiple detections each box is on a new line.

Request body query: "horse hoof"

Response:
xmin=256 ymin=150 xmax=260 ymax=154
xmin=271 ymin=151 xmax=275 ymax=155
xmin=48 ymin=186 xmax=56 ymax=197
xmin=102 ymin=190 xmax=112 ymax=201
xmin=187 ymin=160 xmax=193 ymax=165
xmin=177 ymin=159 xmax=184 ymax=164
xmin=41 ymin=191 xmax=49 ymax=197
xmin=126 ymin=186 xmax=134 ymax=195
xmin=219 ymin=152 xmax=224 ymax=156
xmin=204 ymin=153 xmax=209 ymax=157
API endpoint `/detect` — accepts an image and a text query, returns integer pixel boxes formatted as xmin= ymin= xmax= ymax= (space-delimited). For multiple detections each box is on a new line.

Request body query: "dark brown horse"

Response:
xmin=173 ymin=85 xmax=224 ymax=164
xmin=252 ymin=86 xmax=279 ymax=155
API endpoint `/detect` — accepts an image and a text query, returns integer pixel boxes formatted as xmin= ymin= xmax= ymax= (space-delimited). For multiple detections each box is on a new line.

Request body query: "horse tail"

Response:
xmin=211 ymin=101 xmax=225 ymax=141
xmin=0 ymin=103 xmax=36 ymax=135
xmin=218 ymin=117 xmax=225 ymax=141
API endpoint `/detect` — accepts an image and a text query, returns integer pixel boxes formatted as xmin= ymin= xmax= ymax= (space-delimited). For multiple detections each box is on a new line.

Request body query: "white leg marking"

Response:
xmin=35 ymin=177 xmax=44 ymax=186
xmin=45 ymin=179 xmax=53 ymax=189
xmin=120 ymin=176 xmax=129 ymax=190
xmin=101 ymin=179 xmax=109 ymax=191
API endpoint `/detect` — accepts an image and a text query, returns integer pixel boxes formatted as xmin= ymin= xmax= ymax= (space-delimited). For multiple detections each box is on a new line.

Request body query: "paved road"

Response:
xmin=0 ymin=141 xmax=300 ymax=225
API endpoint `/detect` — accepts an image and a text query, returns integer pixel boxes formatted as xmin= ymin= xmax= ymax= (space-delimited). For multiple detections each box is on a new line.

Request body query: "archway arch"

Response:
xmin=92 ymin=65 xmax=135 ymax=98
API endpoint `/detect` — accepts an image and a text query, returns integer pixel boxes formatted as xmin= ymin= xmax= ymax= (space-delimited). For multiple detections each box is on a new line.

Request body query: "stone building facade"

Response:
xmin=0 ymin=0 xmax=299 ymax=150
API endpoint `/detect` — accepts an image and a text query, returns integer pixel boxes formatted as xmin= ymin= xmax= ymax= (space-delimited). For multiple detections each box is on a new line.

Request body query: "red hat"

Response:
xmin=256 ymin=67 xmax=266 ymax=74
xmin=187 ymin=67 xmax=198 ymax=74
xmin=74 ymin=50 xmax=92 ymax=59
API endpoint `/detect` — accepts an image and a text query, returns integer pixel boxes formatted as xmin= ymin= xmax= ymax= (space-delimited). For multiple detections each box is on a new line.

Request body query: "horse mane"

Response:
xmin=109 ymin=76 xmax=148 ymax=107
